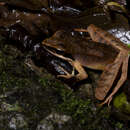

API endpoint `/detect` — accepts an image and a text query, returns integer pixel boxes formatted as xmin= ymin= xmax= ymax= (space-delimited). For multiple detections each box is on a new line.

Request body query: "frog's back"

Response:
xmin=65 ymin=37 xmax=119 ymax=70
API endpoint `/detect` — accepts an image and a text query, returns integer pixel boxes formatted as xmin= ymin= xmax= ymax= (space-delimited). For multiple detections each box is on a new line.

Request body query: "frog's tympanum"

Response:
xmin=42 ymin=24 xmax=130 ymax=106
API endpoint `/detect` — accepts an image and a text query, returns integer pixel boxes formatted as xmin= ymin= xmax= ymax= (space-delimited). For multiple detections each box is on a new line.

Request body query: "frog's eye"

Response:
xmin=53 ymin=30 xmax=66 ymax=39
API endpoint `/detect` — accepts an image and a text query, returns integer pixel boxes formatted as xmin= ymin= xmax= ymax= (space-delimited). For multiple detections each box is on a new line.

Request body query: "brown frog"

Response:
xmin=42 ymin=24 xmax=130 ymax=105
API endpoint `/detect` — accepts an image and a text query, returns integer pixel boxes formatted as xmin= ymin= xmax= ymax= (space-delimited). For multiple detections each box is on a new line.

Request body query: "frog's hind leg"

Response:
xmin=101 ymin=53 xmax=128 ymax=106
xmin=46 ymin=48 xmax=88 ymax=80
xmin=95 ymin=52 xmax=123 ymax=101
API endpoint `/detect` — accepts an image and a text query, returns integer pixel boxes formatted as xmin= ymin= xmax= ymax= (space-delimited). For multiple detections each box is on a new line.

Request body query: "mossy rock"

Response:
xmin=113 ymin=92 xmax=130 ymax=120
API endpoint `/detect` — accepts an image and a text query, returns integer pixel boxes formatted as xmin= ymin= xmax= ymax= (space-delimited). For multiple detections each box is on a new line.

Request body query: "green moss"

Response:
xmin=115 ymin=122 xmax=123 ymax=129
xmin=127 ymin=44 xmax=130 ymax=48
xmin=39 ymin=74 xmax=55 ymax=87
xmin=0 ymin=102 xmax=22 ymax=112
xmin=127 ymin=44 xmax=130 ymax=55
xmin=113 ymin=92 xmax=130 ymax=114
xmin=113 ymin=93 xmax=127 ymax=108
xmin=39 ymin=76 xmax=94 ymax=125
xmin=58 ymin=96 xmax=92 ymax=124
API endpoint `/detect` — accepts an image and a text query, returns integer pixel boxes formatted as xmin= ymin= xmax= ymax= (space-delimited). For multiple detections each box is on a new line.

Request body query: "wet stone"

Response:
xmin=79 ymin=83 xmax=93 ymax=98
xmin=36 ymin=112 xmax=71 ymax=130
xmin=8 ymin=114 xmax=28 ymax=130
xmin=36 ymin=120 xmax=54 ymax=130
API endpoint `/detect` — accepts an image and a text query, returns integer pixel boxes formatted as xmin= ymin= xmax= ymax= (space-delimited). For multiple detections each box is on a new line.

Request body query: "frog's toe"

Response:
xmin=99 ymin=96 xmax=113 ymax=106
xmin=57 ymin=66 xmax=75 ymax=79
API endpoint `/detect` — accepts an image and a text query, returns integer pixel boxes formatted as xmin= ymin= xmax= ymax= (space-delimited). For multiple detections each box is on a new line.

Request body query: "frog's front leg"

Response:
xmin=46 ymin=48 xmax=88 ymax=81
xmin=72 ymin=60 xmax=88 ymax=81
xmin=57 ymin=66 xmax=75 ymax=79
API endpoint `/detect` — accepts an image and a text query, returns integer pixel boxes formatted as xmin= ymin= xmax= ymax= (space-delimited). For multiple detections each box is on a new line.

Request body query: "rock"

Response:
xmin=36 ymin=112 xmax=71 ymax=130
xmin=36 ymin=120 xmax=54 ymax=130
xmin=46 ymin=112 xmax=71 ymax=125
xmin=8 ymin=113 xmax=28 ymax=130
xmin=79 ymin=83 xmax=93 ymax=98
xmin=0 ymin=102 xmax=22 ymax=112
xmin=0 ymin=0 xmax=49 ymax=10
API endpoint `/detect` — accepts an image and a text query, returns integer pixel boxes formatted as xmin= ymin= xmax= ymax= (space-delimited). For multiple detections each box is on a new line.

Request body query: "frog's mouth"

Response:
xmin=43 ymin=45 xmax=73 ymax=60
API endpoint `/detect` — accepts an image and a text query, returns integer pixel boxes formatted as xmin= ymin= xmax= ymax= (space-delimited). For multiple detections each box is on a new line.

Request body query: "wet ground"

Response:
xmin=0 ymin=34 xmax=130 ymax=130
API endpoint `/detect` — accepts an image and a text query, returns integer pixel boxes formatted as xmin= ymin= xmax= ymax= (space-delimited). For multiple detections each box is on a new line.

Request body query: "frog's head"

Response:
xmin=42 ymin=30 xmax=66 ymax=51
